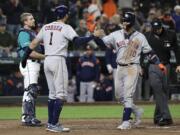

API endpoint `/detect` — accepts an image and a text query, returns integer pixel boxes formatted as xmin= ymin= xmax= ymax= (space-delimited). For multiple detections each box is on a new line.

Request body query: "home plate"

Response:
xmin=145 ymin=126 xmax=177 ymax=129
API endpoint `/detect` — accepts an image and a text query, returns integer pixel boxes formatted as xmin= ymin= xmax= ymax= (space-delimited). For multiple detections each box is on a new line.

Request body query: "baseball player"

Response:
xmin=77 ymin=45 xmax=100 ymax=102
xmin=20 ymin=5 xmax=102 ymax=133
xmin=94 ymin=12 xmax=167 ymax=129
xmin=17 ymin=13 xmax=45 ymax=126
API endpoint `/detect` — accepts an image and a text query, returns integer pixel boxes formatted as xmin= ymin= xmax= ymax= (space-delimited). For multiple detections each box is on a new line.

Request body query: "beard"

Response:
xmin=153 ymin=28 xmax=163 ymax=36
xmin=123 ymin=24 xmax=133 ymax=31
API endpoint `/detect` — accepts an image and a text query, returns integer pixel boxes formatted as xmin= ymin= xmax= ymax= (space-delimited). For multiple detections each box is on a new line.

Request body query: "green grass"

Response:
xmin=0 ymin=104 xmax=180 ymax=120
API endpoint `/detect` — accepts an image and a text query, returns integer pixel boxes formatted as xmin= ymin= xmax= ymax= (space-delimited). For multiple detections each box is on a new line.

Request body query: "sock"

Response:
xmin=132 ymin=104 xmax=138 ymax=113
xmin=122 ymin=108 xmax=132 ymax=121
xmin=52 ymin=99 xmax=64 ymax=125
xmin=48 ymin=99 xmax=55 ymax=124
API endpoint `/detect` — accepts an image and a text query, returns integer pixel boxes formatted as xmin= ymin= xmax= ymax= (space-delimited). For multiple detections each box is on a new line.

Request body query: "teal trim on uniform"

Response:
xmin=17 ymin=31 xmax=31 ymax=58
xmin=18 ymin=31 xmax=31 ymax=47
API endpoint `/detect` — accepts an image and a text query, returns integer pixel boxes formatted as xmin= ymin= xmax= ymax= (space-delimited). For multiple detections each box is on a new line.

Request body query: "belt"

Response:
xmin=161 ymin=62 xmax=170 ymax=65
xmin=45 ymin=55 xmax=66 ymax=59
xmin=151 ymin=62 xmax=170 ymax=65
xmin=117 ymin=63 xmax=138 ymax=66
xmin=28 ymin=59 xmax=40 ymax=63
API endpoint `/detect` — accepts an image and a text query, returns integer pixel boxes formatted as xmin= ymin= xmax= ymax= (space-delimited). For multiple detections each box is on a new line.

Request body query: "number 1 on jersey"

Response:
xmin=49 ymin=32 xmax=53 ymax=45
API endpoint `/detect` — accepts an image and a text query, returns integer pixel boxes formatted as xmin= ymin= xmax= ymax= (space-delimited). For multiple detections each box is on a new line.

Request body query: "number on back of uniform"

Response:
xmin=49 ymin=32 xmax=53 ymax=45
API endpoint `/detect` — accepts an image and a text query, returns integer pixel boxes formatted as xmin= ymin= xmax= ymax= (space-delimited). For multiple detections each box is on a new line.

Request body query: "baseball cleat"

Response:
xmin=46 ymin=123 xmax=70 ymax=132
xmin=157 ymin=118 xmax=173 ymax=126
xmin=46 ymin=123 xmax=52 ymax=131
xmin=22 ymin=118 xmax=42 ymax=127
xmin=22 ymin=116 xmax=42 ymax=127
xmin=117 ymin=121 xmax=131 ymax=130
xmin=22 ymin=121 xmax=41 ymax=127
xmin=31 ymin=118 xmax=41 ymax=124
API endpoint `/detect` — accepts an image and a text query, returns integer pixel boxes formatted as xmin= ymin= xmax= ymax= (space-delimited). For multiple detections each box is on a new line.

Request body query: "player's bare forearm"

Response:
xmin=29 ymin=38 xmax=41 ymax=50
xmin=176 ymin=65 xmax=180 ymax=73
xmin=29 ymin=38 xmax=45 ymax=59
xmin=29 ymin=51 xmax=45 ymax=60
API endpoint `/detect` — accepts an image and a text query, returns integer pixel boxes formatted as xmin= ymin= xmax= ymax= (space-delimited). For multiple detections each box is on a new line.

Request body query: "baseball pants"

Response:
xmin=44 ymin=56 xmax=68 ymax=100
xmin=149 ymin=64 xmax=172 ymax=121
xmin=80 ymin=81 xmax=94 ymax=102
xmin=115 ymin=64 xmax=140 ymax=108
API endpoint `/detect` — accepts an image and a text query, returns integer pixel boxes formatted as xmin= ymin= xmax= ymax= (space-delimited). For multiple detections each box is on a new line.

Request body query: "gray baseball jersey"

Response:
xmin=102 ymin=29 xmax=152 ymax=108
xmin=36 ymin=21 xmax=78 ymax=57
xmin=102 ymin=29 xmax=152 ymax=64
xmin=36 ymin=21 xmax=78 ymax=100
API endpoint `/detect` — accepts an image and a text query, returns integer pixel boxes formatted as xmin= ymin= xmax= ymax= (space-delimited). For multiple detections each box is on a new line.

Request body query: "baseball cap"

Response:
xmin=86 ymin=45 xmax=93 ymax=50
xmin=83 ymin=8 xmax=88 ymax=13
xmin=174 ymin=5 xmax=180 ymax=11
xmin=151 ymin=20 xmax=162 ymax=30
xmin=149 ymin=10 xmax=156 ymax=15
xmin=88 ymin=5 xmax=98 ymax=14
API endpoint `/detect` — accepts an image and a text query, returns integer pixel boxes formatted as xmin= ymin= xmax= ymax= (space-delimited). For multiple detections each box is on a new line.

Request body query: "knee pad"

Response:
xmin=27 ymin=84 xmax=40 ymax=99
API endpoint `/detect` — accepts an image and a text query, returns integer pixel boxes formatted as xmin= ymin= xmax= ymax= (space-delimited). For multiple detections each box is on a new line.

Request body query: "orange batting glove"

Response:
xmin=158 ymin=63 xmax=167 ymax=75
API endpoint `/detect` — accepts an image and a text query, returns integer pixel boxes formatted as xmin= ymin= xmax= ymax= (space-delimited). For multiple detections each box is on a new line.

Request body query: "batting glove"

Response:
xmin=106 ymin=64 xmax=113 ymax=74
xmin=158 ymin=63 xmax=167 ymax=75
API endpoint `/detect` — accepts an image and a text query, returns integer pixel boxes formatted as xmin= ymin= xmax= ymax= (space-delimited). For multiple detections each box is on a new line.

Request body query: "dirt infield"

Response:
xmin=0 ymin=119 xmax=180 ymax=135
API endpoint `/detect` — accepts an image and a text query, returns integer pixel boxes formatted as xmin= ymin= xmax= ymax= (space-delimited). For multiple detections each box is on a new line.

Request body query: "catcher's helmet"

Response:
xmin=55 ymin=5 xmax=69 ymax=19
xmin=122 ymin=12 xmax=135 ymax=26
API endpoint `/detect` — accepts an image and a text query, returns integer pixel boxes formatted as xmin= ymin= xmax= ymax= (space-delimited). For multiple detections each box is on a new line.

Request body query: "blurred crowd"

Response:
xmin=0 ymin=0 xmax=180 ymax=101
xmin=0 ymin=0 xmax=180 ymax=52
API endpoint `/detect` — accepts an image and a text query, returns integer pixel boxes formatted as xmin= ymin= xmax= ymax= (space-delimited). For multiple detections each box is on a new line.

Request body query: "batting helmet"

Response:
xmin=122 ymin=12 xmax=135 ymax=26
xmin=55 ymin=5 xmax=69 ymax=19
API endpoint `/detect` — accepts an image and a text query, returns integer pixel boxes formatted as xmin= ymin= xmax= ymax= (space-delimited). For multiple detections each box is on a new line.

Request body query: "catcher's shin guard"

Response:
xmin=27 ymin=83 xmax=40 ymax=99
xmin=22 ymin=84 xmax=40 ymax=120
xmin=22 ymin=100 xmax=35 ymax=122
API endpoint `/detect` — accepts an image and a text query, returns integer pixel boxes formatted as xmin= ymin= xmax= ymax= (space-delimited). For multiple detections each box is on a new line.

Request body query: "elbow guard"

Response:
xmin=146 ymin=51 xmax=160 ymax=64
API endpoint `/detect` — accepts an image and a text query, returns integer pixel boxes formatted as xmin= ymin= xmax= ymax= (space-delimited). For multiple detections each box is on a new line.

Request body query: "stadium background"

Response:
xmin=0 ymin=0 xmax=179 ymax=100
xmin=0 ymin=0 xmax=180 ymax=135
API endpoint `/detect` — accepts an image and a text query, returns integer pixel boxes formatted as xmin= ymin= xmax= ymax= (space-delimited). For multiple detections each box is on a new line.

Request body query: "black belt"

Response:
xmin=28 ymin=59 xmax=40 ymax=63
xmin=45 ymin=55 xmax=66 ymax=59
xmin=118 ymin=63 xmax=138 ymax=66
xmin=151 ymin=62 xmax=170 ymax=65
xmin=161 ymin=62 xmax=170 ymax=65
